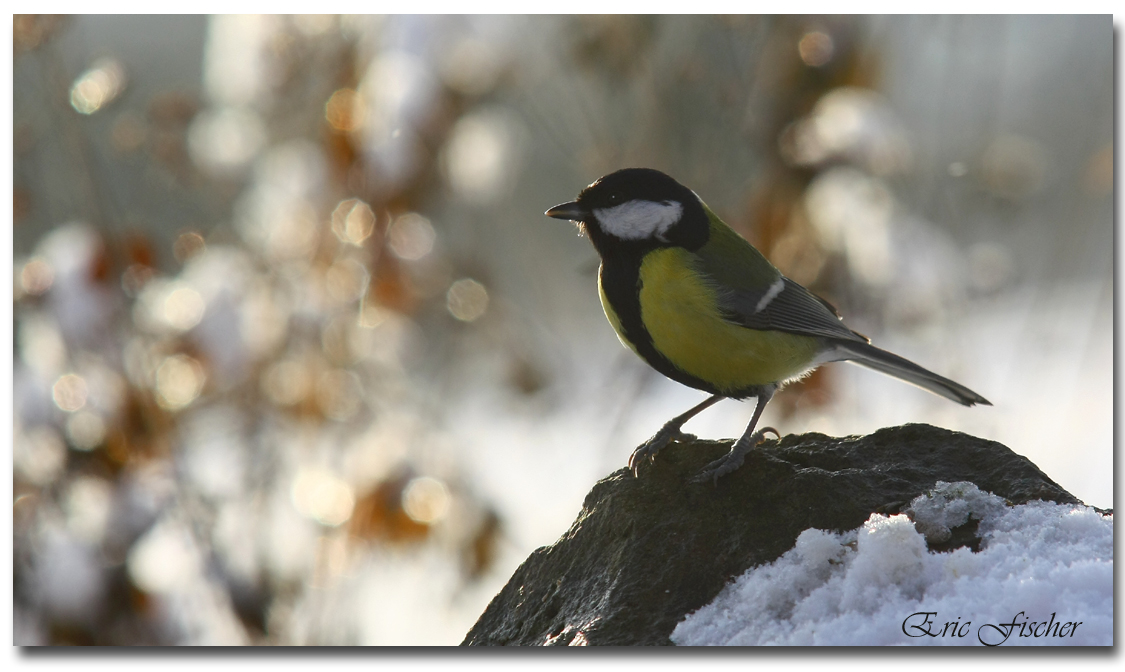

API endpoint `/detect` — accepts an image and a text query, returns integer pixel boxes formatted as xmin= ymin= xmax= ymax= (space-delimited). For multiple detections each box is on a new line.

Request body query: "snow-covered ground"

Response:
xmin=672 ymin=482 xmax=1112 ymax=646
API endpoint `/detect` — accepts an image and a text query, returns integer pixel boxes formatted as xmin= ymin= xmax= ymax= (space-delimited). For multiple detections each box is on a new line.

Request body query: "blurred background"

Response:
xmin=11 ymin=15 xmax=1112 ymax=645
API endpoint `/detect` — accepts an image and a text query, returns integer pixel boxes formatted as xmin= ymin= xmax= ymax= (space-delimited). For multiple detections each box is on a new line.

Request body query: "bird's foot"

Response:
xmin=691 ymin=427 xmax=780 ymax=485
xmin=629 ymin=424 xmax=698 ymax=477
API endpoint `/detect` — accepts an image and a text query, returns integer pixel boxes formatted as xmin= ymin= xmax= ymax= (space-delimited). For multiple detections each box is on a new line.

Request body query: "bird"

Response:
xmin=545 ymin=168 xmax=990 ymax=484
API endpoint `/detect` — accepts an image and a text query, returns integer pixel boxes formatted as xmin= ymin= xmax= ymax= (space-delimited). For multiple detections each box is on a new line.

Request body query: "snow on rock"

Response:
xmin=671 ymin=481 xmax=1111 ymax=646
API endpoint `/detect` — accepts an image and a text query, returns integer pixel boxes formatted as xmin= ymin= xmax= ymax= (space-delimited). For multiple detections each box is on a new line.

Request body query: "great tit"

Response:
xmin=546 ymin=168 xmax=990 ymax=484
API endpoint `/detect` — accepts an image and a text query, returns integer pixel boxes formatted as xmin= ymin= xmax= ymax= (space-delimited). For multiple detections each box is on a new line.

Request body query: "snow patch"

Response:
xmin=672 ymin=482 xmax=1111 ymax=646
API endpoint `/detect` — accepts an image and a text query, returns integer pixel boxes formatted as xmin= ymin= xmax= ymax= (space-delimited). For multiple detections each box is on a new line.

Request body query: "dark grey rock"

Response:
xmin=461 ymin=423 xmax=1079 ymax=646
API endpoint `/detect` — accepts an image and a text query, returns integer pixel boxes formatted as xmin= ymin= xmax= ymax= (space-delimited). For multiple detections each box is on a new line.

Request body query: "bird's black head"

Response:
xmin=545 ymin=168 xmax=709 ymax=256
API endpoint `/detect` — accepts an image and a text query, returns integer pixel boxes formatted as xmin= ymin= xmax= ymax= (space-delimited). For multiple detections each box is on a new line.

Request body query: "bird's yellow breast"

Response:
xmin=633 ymin=247 xmax=822 ymax=393
xmin=599 ymin=277 xmax=639 ymax=357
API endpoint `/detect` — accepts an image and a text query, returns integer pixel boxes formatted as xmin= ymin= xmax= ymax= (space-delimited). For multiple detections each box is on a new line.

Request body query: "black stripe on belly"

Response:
xmin=599 ymin=252 xmax=749 ymax=398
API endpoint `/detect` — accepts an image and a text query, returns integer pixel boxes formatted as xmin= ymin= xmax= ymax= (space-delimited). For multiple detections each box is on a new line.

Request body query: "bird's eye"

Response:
xmin=608 ymin=193 xmax=619 ymax=203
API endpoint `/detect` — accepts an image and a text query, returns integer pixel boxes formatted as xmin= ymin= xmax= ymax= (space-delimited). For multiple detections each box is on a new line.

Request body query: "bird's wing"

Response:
xmin=715 ymin=274 xmax=869 ymax=342
xmin=693 ymin=220 xmax=868 ymax=343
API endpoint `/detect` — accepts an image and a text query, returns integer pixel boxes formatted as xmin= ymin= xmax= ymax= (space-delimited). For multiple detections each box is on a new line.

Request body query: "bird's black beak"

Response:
xmin=545 ymin=201 xmax=589 ymax=222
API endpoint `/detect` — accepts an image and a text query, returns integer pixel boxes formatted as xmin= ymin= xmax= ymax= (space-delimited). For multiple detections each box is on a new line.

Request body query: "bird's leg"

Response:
xmin=693 ymin=389 xmax=778 ymax=485
xmin=629 ymin=394 xmax=724 ymax=476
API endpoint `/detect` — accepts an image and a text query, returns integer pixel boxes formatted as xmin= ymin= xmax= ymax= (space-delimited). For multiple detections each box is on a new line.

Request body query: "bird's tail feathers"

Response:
xmin=831 ymin=341 xmax=991 ymax=407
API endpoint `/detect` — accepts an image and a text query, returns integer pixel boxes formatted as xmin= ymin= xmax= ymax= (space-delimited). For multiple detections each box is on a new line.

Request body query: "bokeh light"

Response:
xmin=19 ymin=313 xmax=67 ymax=376
xmin=20 ymin=257 xmax=54 ymax=295
xmin=387 ymin=213 xmax=436 ymax=261
xmin=163 ymin=285 xmax=206 ymax=331
xmin=291 ymin=468 xmax=356 ymax=527
xmin=65 ymin=411 xmax=106 ymax=451
xmin=446 ymin=278 xmax=489 ymax=322
xmin=261 ymin=359 xmax=311 ymax=407
xmin=52 ymin=374 xmax=88 ymax=412
xmin=798 ymin=31 xmax=834 ymax=67
xmin=127 ymin=519 xmax=202 ymax=594
xmin=14 ymin=427 xmax=67 ymax=486
xmin=187 ymin=107 xmax=267 ymax=173
xmin=325 ymin=88 xmax=365 ymax=132
xmin=443 ymin=111 xmax=515 ymax=202
xmin=155 ymin=354 xmax=206 ymax=410
xmin=402 ymin=476 xmax=451 ymax=525
xmin=64 ymin=477 xmax=113 ymax=544
xmin=173 ymin=231 xmax=207 ymax=263
xmin=331 ymin=198 xmax=377 ymax=246
xmin=69 ymin=58 xmax=127 ymax=114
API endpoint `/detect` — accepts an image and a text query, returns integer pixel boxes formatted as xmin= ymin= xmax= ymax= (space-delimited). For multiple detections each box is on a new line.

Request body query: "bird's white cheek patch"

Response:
xmin=593 ymin=200 xmax=683 ymax=241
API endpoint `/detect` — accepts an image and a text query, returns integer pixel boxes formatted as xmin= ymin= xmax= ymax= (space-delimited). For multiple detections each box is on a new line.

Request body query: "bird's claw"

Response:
xmin=629 ymin=427 xmax=697 ymax=476
xmin=691 ymin=427 xmax=780 ymax=485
